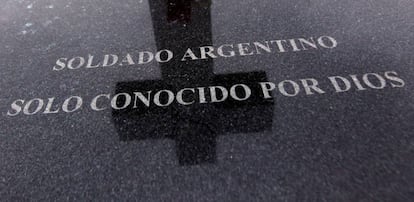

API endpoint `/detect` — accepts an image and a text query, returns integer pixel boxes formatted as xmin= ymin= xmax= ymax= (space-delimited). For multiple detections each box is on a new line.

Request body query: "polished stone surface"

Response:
xmin=1 ymin=0 xmax=414 ymax=200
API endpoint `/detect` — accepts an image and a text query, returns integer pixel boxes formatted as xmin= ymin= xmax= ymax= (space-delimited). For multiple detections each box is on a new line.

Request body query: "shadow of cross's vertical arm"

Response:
xmin=148 ymin=0 xmax=218 ymax=165
xmin=113 ymin=0 xmax=218 ymax=166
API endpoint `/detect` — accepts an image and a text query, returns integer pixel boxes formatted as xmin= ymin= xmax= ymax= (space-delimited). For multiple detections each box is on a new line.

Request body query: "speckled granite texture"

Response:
xmin=0 ymin=0 xmax=413 ymax=201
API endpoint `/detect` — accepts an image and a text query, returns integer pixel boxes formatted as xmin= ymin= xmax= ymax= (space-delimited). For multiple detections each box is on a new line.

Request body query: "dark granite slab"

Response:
xmin=0 ymin=0 xmax=413 ymax=201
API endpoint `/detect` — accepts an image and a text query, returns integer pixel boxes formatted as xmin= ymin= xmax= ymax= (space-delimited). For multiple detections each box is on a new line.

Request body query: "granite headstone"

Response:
xmin=1 ymin=0 xmax=413 ymax=200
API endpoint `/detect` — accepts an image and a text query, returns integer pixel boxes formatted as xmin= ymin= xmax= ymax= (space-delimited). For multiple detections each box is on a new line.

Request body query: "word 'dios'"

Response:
xmin=6 ymin=71 xmax=405 ymax=116
xmin=52 ymin=36 xmax=337 ymax=71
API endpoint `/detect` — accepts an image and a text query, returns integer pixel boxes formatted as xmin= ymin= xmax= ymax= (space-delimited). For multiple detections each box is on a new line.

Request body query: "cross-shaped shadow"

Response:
xmin=112 ymin=0 xmax=274 ymax=166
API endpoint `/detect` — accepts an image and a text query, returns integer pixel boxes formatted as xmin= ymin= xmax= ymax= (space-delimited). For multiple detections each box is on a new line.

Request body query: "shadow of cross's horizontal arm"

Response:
xmin=112 ymin=71 xmax=274 ymax=165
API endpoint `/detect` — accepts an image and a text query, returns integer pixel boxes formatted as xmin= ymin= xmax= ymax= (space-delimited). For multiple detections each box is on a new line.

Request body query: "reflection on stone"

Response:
xmin=112 ymin=0 xmax=274 ymax=165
